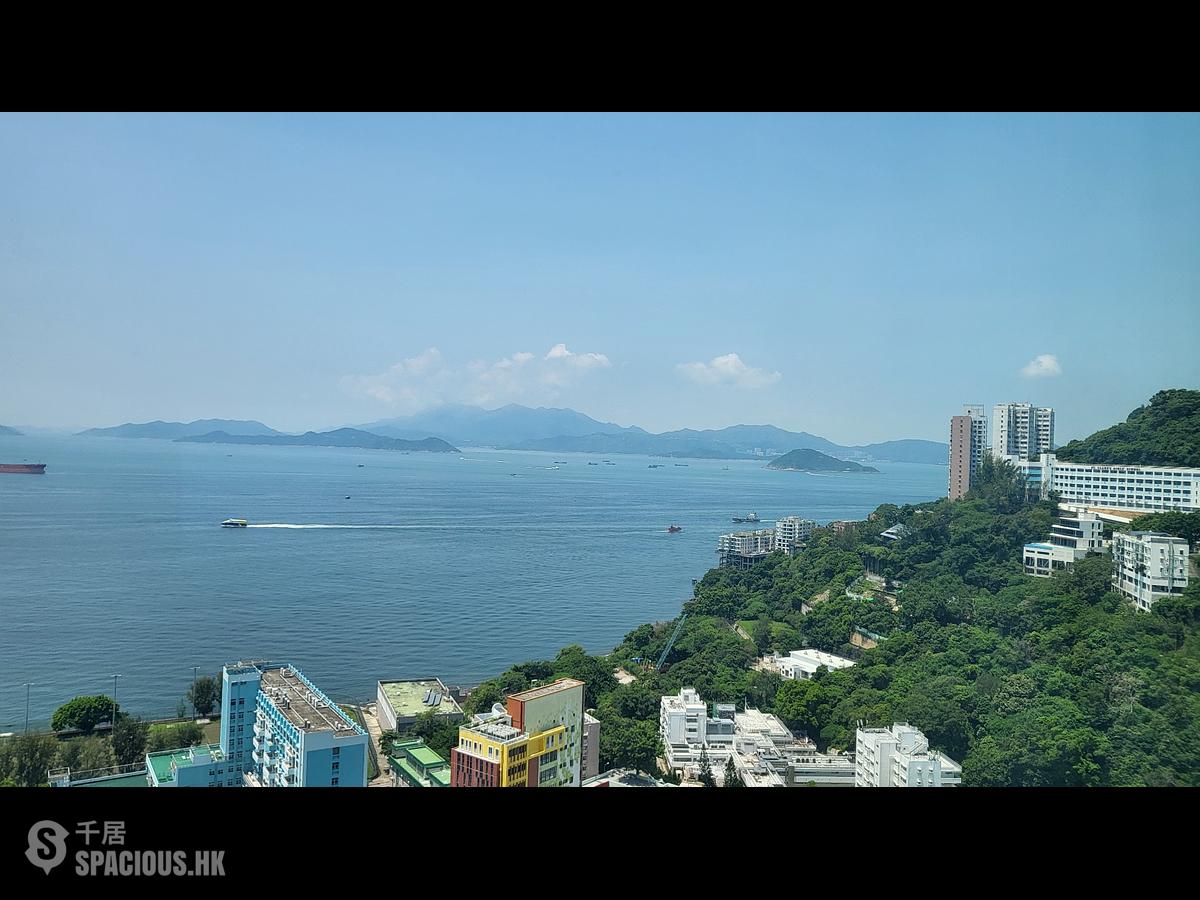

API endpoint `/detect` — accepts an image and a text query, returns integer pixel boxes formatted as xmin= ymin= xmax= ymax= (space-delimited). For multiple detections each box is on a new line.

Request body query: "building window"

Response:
xmin=331 ymin=777 xmax=339 ymax=786
xmin=332 ymin=747 xmax=339 ymax=756
xmin=332 ymin=762 xmax=339 ymax=771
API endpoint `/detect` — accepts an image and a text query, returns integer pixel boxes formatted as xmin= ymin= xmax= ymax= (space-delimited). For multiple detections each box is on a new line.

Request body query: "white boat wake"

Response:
xmin=247 ymin=523 xmax=422 ymax=529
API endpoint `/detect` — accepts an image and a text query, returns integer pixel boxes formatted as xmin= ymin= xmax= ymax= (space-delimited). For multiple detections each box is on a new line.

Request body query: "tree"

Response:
xmin=463 ymin=681 xmax=502 ymax=715
xmin=51 ymin=695 xmax=118 ymax=733
xmin=723 ymin=755 xmax=743 ymax=787
xmin=551 ymin=645 xmax=618 ymax=708
xmin=697 ymin=747 xmax=716 ymax=787
xmin=410 ymin=710 xmax=459 ymax=761
xmin=147 ymin=722 xmax=204 ymax=753
xmin=57 ymin=736 xmax=117 ymax=773
xmin=111 ymin=716 xmax=149 ymax=767
xmin=751 ymin=618 xmax=773 ymax=654
xmin=377 ymin=730 xmax=400 ymax=753
xmin=599 ymin=717 xmax=661 ymax=775
xmin=0 ymin=732 xmax=60 ymax=787
xmin=187 ymin=675 xmax=221 ymax=717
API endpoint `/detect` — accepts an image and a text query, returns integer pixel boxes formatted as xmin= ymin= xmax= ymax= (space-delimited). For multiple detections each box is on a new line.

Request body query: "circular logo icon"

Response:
xmin=26 ymin=820 xmax=69 ymax=874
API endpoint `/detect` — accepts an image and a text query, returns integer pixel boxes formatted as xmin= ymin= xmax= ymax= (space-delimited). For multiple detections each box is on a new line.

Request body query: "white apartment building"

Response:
xmin=992 ymin=403 xmax=1054 ymax=459
xmin=717 ymin=529 xmax=776 ymax=569
xmin=1023 ymin=509 xmax=1106 ymax=578
xmin=855 ymin=723 xmax=961 ymax=788
xmin=1112 ymin=531 xmax=1190 ymax=612
xmin=1014 ymin=454 xmax=1200 ymax=514
xmin=659 ymin=688 xmax=735 ymax=774
xmin=731 ymin=708 xmax=855 ymax=787
xmin=774 ymin=648 xmax=856 ymax=681
xmin=775 ymin=516 xmax=816 ymax=554
xmin=964 ymin=404 xmax=989 ymax=475
xmin=1022 ymin=542 xmax=1076 ymax=578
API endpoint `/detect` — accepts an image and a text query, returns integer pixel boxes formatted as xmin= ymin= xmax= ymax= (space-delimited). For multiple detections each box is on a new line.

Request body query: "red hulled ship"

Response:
xmin=0 ymin=463 xmax=46 ymax=474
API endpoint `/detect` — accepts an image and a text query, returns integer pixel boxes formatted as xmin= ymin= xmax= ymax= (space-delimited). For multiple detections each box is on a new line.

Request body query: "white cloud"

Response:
xmin=676 ymin=353 xmax=782 ymax=389
xmin=1021 ymin=354 xmax=1063 ymax=378
xmin=545 ymin=343 xmax=611 ymax=369
xmin=343 ymin=343 xmax=612 ymax=410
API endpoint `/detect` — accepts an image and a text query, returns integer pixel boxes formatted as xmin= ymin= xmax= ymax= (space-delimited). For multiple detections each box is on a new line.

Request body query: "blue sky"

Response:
xmin=1 ymin=113 xmax=1196 ymax=443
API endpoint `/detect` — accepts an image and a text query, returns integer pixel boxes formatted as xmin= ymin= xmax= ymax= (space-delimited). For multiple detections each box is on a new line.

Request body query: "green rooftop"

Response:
xmin=76 ymin=772 xmax=150 ymax=788
xmin=379 ymin=679 xmax=463 ymax=720
xmin=147 ymin=744 xmax=223 ymax=784
xmin=387 ymin=737 xmax=450 ymax=787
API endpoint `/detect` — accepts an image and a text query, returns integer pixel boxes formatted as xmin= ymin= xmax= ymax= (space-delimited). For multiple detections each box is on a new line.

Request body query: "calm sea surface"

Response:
xmin=0 ymin=435 xmax=945 ymax=730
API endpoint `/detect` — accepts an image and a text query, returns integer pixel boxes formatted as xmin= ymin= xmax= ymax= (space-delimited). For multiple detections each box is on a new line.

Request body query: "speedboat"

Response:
xmin=221 ymin=519 xmax=248 ymax=528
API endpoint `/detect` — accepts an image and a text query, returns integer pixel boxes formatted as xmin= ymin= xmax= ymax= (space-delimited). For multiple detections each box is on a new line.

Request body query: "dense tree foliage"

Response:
xmin=409 ymin=709 xmax=460 ymax=761
xmin=1056 ymin=389 xmax=1200 ymax=467
xmin=112 ymin=716 xmax=149 ymax=766
xmin=186 ymin=675 xmax=222 ymax=717
xmin=51 ymin=695 xmax=118 ymax=733
xmin=0 ymin=733 xmax=60 ymax=787
xmin=55 ymin=736 xmax=117 ymax=774
xmin=147 ymin=722 xmax=205 ymax=753
xmin=697 ymin=747 xmax=715 ymax=787
xmin=723 ymin=755 xmax=743 ymax=787
xmin=1122 ymin=511 xmax=1200 ymax=549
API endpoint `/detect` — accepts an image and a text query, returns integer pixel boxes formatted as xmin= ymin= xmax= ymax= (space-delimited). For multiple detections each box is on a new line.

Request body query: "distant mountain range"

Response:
xmin=176 ymin=429 xmax=458 ymax=453
xmin=767 ymin=448 xmax=878 ymax=473
xmin=77 ymin=405 xmax=947 ymax=463
xmin=79 ymin=419 xmax=281 ymax=439
xmin=0 ymin=425 xmax=22 ymax=436
xmin=357 ymin=406 xmax=947 ymax=463
xmin=355 ymin=404 xmax=641 ymax=446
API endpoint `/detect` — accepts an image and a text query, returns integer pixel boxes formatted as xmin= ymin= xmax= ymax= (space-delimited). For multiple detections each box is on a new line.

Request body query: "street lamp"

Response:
xmin=23 ymin=682 xmax=33 ymax=733
xmin=110 ymin=674 xmax=122 ymax=729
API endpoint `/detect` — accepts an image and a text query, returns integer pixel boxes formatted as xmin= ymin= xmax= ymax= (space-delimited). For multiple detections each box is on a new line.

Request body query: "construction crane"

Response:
xmin=653 ymin=614 xmax=688 ymax=672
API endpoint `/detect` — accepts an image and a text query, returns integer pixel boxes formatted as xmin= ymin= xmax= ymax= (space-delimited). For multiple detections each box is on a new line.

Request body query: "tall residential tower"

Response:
xmin=948 ymin=404 xmax=988 ymax=500
xmin=992 ymin=403 xmax=1054 ymax=459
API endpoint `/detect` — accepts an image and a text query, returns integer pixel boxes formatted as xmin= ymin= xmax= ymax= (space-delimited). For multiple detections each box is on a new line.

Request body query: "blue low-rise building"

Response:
xmin=146 ymin=660 xmax=369 ymax=788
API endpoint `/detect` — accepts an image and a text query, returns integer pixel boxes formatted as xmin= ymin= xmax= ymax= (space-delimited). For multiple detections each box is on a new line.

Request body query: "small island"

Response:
xmin=767 ymin=448 xmax=878 ymax=473
xmin=175 ymin=428 xmax=459 ymax=453
xmin=0 ymin=425 xmax=23 ymax=436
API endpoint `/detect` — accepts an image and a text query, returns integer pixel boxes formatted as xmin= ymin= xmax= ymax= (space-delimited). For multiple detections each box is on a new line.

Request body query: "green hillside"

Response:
xmin=1056 ymin=389 xmax=1200 ymax=467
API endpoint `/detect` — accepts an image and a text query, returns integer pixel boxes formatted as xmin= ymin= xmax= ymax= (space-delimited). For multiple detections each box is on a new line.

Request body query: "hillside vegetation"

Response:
xmin=467 ymin=447 xmax=1200 ymax=785
xmin=1056 ymin=389 xmax=1200 ymax=467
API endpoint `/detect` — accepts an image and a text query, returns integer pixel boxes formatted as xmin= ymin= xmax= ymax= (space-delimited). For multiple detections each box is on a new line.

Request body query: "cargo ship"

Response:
xmin=732 ymin=512 xmax=760 ymax=523
xmin=0 ymin=463 xmax=46 ymax=474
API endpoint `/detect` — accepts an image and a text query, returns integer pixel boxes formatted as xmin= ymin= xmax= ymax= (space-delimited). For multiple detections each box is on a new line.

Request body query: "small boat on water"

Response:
xmin=221 ymin=518 xmax=248 ymax=528
xmin=674 ymin=464 xmax=689 ymax=467
xmin=667 ymin=524 xmax=683 ymax=533
xmin=357 ymin=464 xmax=365 ymax=468
xmin=732 ymin=512 xmax=761 ymax=523
xmin=588 ymin=462 xmax=599 ymax=466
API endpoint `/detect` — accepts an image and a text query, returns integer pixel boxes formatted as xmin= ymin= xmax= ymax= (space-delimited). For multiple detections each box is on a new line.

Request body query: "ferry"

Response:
xmin=732 ymin=512 xmax=761 ymax=523
xmin=221 ymin=519 xmax=249 ymax=528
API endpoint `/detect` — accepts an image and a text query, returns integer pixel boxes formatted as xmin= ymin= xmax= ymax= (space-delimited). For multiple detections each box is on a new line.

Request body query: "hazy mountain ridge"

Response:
xmin=79 ymin=419 xmax=282 ymax=439
xmin=175 ymin=429 xmax=458 ymax=452
xmin=509 ymin=417 xmax=946 ymax=463
xmin=76 ymin=405 xmax=947 ymax=463
xmin=0 ymin=425 xmax=23 ymax=436
xmin=355 ymin=403 xmax=642 ymax=446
